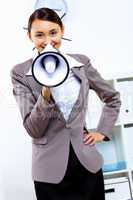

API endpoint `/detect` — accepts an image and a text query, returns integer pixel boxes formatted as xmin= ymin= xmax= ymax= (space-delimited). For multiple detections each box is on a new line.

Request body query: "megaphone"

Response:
xmin=32 ymin=44 xmax=70 ymax=87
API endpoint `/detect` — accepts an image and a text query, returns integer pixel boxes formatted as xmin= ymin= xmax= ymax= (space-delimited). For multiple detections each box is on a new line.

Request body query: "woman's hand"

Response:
xmin=42 ymin=87 xmax=51 ymax=102
xmin=83 ymin=132 xmax=105 ymax=146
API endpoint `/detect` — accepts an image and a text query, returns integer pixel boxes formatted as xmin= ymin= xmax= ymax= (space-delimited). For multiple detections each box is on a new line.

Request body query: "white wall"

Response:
xmin=64 ymin=0 xmax=133 ymax=78
xmin=0 ymin=0 xmax=132 ymax=199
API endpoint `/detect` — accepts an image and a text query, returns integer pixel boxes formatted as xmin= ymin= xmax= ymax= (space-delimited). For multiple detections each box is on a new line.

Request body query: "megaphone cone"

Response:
xmin=32 ymin=45 xmax=70 ymax=87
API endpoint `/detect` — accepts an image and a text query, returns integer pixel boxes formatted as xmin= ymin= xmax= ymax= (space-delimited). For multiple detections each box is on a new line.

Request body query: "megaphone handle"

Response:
xmin=42 ymin=87 xmax=51 ymax=102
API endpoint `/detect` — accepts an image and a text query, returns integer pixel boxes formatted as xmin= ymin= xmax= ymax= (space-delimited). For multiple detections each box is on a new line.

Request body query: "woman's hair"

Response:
xmin=28 ymin=7 xmax=63 ymax=33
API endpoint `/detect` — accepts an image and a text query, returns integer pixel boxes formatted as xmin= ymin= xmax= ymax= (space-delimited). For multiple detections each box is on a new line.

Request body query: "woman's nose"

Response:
xmin=44 ymin=36 xmax=52 ymax=46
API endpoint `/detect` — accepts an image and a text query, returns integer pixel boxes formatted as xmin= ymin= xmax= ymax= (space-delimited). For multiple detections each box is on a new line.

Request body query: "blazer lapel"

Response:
xmin=66 ymin=66 xmax=89 ymax=124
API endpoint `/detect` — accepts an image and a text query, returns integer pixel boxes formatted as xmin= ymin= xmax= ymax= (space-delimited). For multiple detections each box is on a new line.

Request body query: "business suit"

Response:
xmin=11 ymin=54 xmax=121 ymax=185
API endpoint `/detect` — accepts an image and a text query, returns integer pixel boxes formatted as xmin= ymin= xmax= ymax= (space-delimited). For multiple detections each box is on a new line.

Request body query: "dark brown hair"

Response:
xmin=28 ymin=8 xmax=63 ymax=33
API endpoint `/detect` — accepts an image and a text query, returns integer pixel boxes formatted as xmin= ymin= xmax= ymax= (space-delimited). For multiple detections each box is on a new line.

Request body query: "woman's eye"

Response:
xmin=50 ymin=31 xmax=57 ymax=36
xmin=35 ymin=34 xmax=43 ymax=38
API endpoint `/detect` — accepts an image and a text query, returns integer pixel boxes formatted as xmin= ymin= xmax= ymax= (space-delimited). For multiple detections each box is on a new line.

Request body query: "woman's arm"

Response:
xmin=85 ymin=59 xmax=121 ymax=140
xmin=11 ymin=68 xmax=55 ymax=139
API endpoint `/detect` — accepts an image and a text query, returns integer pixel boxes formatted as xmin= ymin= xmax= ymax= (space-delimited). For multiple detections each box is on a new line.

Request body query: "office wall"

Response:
xmin=0 ymin=0 xmax=132 ymax=199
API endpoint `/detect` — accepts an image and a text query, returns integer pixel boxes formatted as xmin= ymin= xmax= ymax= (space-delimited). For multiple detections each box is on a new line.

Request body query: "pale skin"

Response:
xmin=28 ymin=19 xmax=106 ymax=145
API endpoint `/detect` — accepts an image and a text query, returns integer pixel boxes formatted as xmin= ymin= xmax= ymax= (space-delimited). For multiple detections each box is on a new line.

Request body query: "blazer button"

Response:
xmin=66 ymin=124 xmax=71 ymax=129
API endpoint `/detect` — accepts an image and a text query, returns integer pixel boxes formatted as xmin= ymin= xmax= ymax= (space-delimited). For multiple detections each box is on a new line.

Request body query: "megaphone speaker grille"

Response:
xmin=40 ymin=55 xmax=59 ymax=74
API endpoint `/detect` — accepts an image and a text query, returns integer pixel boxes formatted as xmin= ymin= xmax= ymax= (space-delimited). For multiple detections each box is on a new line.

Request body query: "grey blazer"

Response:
xmin=11 ymin=54 xmax=121 ymax=183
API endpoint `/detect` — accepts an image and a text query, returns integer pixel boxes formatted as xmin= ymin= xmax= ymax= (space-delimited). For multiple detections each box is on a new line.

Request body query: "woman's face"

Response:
xmin=28 ymin=19 xmax=64 ymax=53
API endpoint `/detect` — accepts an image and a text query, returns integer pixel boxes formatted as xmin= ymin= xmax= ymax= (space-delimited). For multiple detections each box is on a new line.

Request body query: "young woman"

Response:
xmin=11 ymin=8 xmax=121 ymax=200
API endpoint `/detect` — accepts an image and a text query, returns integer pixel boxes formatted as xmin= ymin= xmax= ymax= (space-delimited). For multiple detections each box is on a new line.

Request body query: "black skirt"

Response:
xmin=34 ymin=143 xmax=105 ymax=200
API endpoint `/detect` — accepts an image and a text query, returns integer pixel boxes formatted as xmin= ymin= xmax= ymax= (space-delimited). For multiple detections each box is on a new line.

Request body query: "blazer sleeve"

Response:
xmin=85 ymin=59 xmax=121 ymax=139
xmin=11 ymin=68 xmax=55 ymax=139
